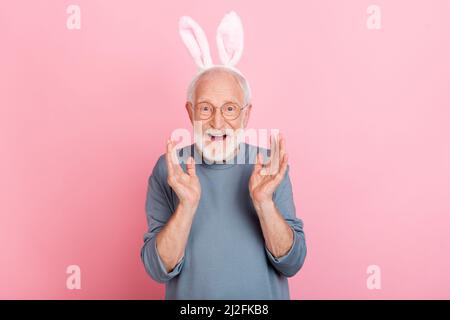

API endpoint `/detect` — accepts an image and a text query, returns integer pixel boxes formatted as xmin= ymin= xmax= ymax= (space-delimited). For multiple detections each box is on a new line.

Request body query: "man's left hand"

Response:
xmin=249 ymin=133 xmax=289 ymax=212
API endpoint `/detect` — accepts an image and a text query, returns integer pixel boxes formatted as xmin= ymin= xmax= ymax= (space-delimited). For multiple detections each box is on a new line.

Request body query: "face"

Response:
xmin=186 ymin=69 xmax=252 ymax=162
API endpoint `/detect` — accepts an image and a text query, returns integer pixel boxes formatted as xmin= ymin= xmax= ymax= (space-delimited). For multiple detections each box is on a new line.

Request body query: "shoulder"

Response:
xmin=148 ymin=154 xmax=167 ymax=186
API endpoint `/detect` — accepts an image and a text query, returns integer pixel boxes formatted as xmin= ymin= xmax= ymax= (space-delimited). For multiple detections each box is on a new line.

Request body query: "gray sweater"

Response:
xmin=141 ymin=142 xmax=307 ymax=299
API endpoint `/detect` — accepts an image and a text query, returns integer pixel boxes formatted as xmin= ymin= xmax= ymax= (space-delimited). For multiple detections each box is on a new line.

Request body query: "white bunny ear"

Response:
xmin=216 ymin=11 xmax=244 ymax=67
xmin=179 ymin=16 xmax=213 ymax=70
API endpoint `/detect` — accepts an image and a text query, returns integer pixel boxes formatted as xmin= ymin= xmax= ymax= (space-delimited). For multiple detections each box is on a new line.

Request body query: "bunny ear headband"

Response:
xmin=178 ymin=11 xmax=245 ymax=76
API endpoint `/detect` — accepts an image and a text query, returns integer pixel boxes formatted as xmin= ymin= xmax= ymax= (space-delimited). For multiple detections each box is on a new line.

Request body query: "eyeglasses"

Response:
xmin=193 ymin=101 xmax=249 ymax=121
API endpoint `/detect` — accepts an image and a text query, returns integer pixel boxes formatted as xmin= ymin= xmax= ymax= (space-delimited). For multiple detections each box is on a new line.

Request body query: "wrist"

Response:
xmin=252 ymin=198 xmax=275 ymax=215
xmin=178 ymin=200 xmax=199 ymax=215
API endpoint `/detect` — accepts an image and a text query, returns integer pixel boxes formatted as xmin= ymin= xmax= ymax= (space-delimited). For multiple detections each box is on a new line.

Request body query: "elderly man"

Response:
xmin=141 ymin=12 xmax=306 ymax=299
xmin=140 ymin=66 xmax=307 ymax=299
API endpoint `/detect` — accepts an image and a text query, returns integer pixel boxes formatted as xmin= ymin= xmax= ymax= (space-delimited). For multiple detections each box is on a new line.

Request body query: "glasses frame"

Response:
xmin=192 ymin=101 xmax=249 ymax=121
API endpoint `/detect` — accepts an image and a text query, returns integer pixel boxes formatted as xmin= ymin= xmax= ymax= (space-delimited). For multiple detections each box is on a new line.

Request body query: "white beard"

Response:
xmin=194 ymin=127 xmax=245 ymax=163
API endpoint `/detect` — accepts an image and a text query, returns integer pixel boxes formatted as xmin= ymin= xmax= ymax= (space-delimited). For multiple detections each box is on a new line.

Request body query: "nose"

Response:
xmin=210 ymin=107 xmax=225 ymax=129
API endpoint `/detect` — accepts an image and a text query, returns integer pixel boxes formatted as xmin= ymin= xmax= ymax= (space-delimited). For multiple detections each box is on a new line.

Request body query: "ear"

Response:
xmin=216 ymin=11 xmax=244 ymax=67
xmin=243 ymin=104 xmax=252 ymax=127
xmin=179 ymin=16 xmax=213 ymax=70
xmin=185 ymin=101 xmax=194 ymax=124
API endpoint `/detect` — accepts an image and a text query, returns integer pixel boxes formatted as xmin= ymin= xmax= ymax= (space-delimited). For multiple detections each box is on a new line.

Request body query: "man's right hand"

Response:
xmin=153 ymin=140 xmax=201 ymax=273
xmin=165 ymin=139 xmax=201 ymax=212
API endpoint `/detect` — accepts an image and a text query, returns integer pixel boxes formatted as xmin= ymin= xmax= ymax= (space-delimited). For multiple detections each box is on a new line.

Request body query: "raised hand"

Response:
xmin=166 ymin=140 xmax=201 ymax=211
xmin=249 ymin=133 xmax=288 ymax=208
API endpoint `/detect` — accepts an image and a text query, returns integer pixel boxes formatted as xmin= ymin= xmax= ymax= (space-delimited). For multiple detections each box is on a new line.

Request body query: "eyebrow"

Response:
xmin=196 ymin=99 xmax=241 ymax=105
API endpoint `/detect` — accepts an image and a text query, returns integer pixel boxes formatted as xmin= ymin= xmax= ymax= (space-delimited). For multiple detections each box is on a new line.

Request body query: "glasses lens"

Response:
xmin=222 ymin=103 xmax=240 ymax=120
xmin=196 ymin=103 xmax=213 ymax=120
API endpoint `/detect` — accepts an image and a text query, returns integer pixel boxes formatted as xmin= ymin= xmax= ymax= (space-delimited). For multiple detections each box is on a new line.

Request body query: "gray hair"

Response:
xmin=186 ymin=66 xmax=252 ymax=106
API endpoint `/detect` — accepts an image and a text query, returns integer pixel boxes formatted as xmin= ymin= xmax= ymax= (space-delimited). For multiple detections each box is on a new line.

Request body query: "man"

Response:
xmin=140 ymin=12 xmax=306 ymax=300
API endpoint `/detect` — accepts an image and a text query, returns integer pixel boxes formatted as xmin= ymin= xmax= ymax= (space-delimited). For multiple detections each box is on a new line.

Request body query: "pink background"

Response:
xmin=1 ymin=0 xmax=450 ymax=299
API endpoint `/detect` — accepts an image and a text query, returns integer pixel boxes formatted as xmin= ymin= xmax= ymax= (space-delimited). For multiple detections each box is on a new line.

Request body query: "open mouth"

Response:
xmin=208 ymin=133 xmax=228 ymax=142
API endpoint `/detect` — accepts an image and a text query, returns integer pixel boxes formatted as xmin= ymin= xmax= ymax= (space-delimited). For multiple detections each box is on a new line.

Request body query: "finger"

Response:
xmin=273 ymin=153 xmax=289 ymax=185
xmin=165 ymin=139 xmax=175 ymax=177
xmin=279 ymin=132 xmax=286 ymax=164
xmin=271 ymin=132 xmax=284 ymax=175
xmin=253 ymin=152 xmax=263 ymax=172
xmin=269 ymin=133 xmax=280 ymax=175
xmin=264 ymin=134 xmax=275 ymax=175
xmin=269 ymin=132 xmax=275 ymax=161
xmin=251 ymin=152 xmax=262 ymax=176
xmin=167 ymin=139 xmax=182 ymax=175
xmin=186 ymin=156 xmax=196 ymax=177
xmin=171 ymin=141 xmax=184 ymax=173
xmin=257 ymin=153 xmax=268 ymax=176
xmin=261 ymin=157 xmax=271 ymax=176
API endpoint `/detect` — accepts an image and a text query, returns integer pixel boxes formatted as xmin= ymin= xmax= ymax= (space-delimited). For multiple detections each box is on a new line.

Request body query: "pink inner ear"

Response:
xmin=216 ymin=11 xmax=244 ymax=67
xmin=223 ymin=34 xmax=235 ymax=58
xmin=179 ymin=16 xmax=212 ymax=69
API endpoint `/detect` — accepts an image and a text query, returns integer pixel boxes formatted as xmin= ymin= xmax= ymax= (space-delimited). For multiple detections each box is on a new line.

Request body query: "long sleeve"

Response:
xmin=140 ymin=155 xmax=185 ymax=283
xmin=264 ymin=165 xmax=307 ymax=277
